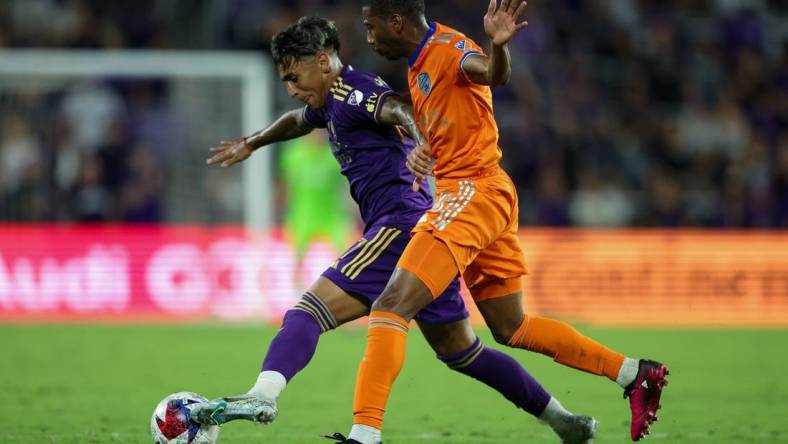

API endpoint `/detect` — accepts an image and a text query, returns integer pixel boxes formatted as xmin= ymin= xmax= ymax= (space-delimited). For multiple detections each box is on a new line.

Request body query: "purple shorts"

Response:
xmin=322 ymin=222 xmax=468 ymax=325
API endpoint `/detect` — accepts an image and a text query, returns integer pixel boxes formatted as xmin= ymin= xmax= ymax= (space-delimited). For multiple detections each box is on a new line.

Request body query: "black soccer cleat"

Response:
xmin=323 ymin=432 xmax=380 ymax=444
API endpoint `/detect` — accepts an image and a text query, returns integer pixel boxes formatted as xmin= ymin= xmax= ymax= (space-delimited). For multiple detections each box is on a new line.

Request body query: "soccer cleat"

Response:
xmin=189 ymin=394 xmax=278 ymax=426
xmin=323 ymin=432 xmax=379 ymax=444
xmin=624 ymin=359 xmax=669 ymax=441
xmin=552 ymin=415 xmax=598 ymax=444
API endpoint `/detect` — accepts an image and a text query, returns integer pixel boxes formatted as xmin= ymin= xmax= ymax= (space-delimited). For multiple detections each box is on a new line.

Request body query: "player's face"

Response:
xmin=362 ymin=7 xmax=406 ymax=60
xmin=278 ymin=55 xmax=331 ymax=108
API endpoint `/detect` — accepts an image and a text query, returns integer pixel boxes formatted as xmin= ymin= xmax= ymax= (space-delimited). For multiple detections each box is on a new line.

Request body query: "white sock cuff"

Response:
xmin=616 ymin=357 xmax=640 ymax=388
xmin=540 ymin=397 xmax=572 ymax=422
xmin=349 ymin=424 xmax=381 ymax=444
xmin=248 ymin=370 xmax=287 ymax=399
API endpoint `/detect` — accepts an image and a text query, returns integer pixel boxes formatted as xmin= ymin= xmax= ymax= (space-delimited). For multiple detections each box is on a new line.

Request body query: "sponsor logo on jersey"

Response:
xmin=366 ymin=92 xmax=379 ymax=113
xmin=454 ymin=40 xmax=466 ymax=51
xmin=417 ymin=72 xmax=432 ymax=96
xmin=348 ymin=90 xmax=364 ymax=106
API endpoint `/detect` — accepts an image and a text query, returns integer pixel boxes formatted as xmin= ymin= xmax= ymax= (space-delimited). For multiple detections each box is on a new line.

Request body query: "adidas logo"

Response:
xmin=641 ymin=380 xmax=649 ymax=389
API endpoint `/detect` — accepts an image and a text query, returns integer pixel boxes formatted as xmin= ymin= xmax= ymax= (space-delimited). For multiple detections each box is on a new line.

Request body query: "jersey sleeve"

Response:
xmin=458 ymin=41 xmax=484 ymax=83
xmin=336 ymin=73 xmax=397 ymax=125
xmin=302 ymin=105 xmax=327 ymax=128
xmin=432 ymin=35 xmax=485 ymax=84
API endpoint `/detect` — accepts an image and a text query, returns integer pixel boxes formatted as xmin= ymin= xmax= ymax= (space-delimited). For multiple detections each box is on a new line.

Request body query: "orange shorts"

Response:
xmin=397 ymin=167 xmax=527 ymax=302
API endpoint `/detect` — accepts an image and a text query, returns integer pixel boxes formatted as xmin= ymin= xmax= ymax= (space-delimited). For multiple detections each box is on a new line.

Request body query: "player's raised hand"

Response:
xmin=484 ymin=0 xmax=528 ymax=46
xmin=206 ymin=138 xmax=253 ymax=168
xmin=407 ymin=142 xmax=435 ymax=192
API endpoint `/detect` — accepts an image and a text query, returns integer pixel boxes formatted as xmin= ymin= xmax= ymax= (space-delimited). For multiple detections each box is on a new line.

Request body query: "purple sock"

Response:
xmin=438 ymin=337 xmax=551 ymax=417
xmin=261 ymin=292 xmax=337 ymax=381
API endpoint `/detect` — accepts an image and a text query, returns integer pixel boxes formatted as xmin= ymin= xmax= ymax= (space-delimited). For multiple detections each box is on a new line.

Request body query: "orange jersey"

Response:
xmin=408 ymin=22 xmax=502 ymax=179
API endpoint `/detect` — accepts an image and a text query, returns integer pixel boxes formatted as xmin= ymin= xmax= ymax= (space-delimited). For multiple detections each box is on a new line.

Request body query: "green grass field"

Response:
xmin=1 ymin=324 xmax=787 ymax=443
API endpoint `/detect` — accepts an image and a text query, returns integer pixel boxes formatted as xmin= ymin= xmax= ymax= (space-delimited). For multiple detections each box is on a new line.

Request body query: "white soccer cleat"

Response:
xmin=190 ymin=394 xmax=278 ymax=426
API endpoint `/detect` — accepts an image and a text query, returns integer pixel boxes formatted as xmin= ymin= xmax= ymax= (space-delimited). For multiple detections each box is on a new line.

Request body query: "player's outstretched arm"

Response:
xmin=206 ymin=108 xmax=314 ymax=168
xmin=463 ymin=0 xmax=528 ymax=86
xmin=378 ymin=95 xmax=434 ymax=192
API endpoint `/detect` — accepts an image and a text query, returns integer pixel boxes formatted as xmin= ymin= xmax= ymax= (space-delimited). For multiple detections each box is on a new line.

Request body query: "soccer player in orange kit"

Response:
xmin=328 ymin=1 xmax=669 ymax=443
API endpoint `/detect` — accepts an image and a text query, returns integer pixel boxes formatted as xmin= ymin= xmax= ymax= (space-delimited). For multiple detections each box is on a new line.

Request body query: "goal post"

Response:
xmin=0 ymin=49 xmax=273 ymax=229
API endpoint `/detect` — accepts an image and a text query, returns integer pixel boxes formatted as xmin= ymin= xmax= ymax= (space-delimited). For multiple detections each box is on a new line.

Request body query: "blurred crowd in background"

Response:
xmin=1 ymin=0 xmax=787 ymax=228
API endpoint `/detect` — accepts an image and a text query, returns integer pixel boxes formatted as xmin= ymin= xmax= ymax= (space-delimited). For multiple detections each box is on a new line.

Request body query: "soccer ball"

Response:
xmin=150 ymin=392 xmax=220 ymax=444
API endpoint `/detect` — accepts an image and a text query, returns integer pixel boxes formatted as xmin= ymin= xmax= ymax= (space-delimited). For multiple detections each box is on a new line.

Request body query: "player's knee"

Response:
xmin=433 ymin=334 xmax=477 ymax=357
xmin=370 ymin=290 xmax=394 ymax=311
xmin=288 ymin=294 xmax=338 ymax=333
xmin=436 ymin=337 xmax=483 ymax=369
xmin=489 ymin=321 xmax=519 ymax=345
xmin=370 ymin=288 xmax=412 ymax=319
xmin=490 ymin=329 xmax=510 ymax=345
xmin=370 ymin=269 xmax=435 ymax=321
xmin=418 ymin=318 xmax=476 ymax=357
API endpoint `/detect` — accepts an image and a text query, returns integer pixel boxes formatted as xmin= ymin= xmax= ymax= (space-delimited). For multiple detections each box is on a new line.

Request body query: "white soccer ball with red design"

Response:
xmin=150 ymin=392 xmax=220 ymax=444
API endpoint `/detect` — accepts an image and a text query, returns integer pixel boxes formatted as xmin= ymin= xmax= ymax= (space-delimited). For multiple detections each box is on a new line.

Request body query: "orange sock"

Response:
xmin=352 ymin=311 xmax=409 ymax=429
xmin=508 ymin=315 xmax=625 ymax=382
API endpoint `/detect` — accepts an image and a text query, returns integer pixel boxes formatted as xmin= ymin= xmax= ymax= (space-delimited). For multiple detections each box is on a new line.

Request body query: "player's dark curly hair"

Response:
xmin=362 ymin=0 xmax=426 ymax=20
xmin=271 ymin=16 xmax=341 ymax=69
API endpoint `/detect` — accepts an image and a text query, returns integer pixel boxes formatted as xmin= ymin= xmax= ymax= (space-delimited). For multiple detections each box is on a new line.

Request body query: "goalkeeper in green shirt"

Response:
xmin=279 ymin=130 xmax=352 ymax=258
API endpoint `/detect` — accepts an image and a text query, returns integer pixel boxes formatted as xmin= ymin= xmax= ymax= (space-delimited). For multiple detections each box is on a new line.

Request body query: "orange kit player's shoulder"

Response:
xmin=417 ymin=22 xmax=485 ymax=78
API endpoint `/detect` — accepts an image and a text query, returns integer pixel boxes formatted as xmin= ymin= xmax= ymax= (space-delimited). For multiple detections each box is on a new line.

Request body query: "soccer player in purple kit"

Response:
xmin=190 ymin=16 xmax=595 ymax=443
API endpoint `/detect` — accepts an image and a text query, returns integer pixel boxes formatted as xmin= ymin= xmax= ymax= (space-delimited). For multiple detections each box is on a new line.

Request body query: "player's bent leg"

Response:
xmin=474 ymin=282 xmax=669 ymax=442
xmin=193 ymin=277 xmax=369 ymax=427
xmin=254 ymin=277 xmax=370 ymax=422
xmin=259 ymin=276 xmax=370 ymax=385
xmin=349 ymin=234 xmax=460 ymax=442
xmin=352 ymin=268 xmax=434 ymax=433
xmin=419 ymin=318 xmax=597 ymax=443
xmin=419 ymin=318 xmax=551 ymax=417
xmin=475 ymin=286 xmax=627 ymax=381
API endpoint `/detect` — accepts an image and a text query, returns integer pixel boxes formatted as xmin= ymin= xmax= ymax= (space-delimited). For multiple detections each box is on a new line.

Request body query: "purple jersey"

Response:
xmin=303 ymin=65 xmax=431 ymax=229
